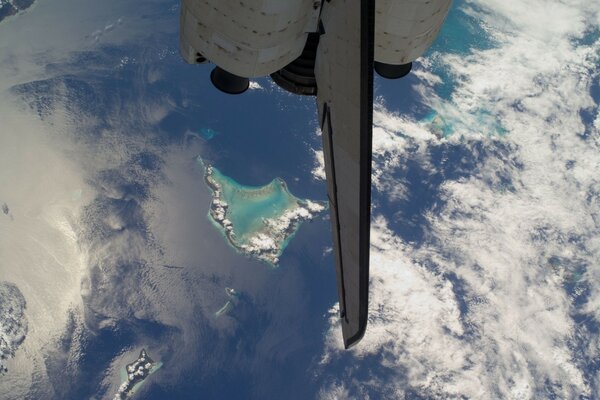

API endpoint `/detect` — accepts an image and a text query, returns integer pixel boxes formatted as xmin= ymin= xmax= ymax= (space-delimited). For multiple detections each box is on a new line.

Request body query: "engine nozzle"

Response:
xmin=210 ymin=67 xmax=249 ymax=95
xmin=374 ymin=61 xmax=412 ymax=79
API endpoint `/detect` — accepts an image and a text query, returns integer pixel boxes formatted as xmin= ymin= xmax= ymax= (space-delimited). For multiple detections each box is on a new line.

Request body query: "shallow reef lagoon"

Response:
xmin=198 ymin=156 xmax=326 ymax=265
xmin=211 ymin=168 xmax=296 ymax=242
xmin=118 ymin=359 xmax=163 ymax=398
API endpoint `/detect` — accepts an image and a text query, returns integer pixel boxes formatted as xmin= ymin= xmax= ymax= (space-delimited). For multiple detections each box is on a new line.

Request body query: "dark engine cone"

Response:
xmin=374 ymin=61 xmax=412 ymax=79
xmin=210 ymin=67 xmax=249 ymax=95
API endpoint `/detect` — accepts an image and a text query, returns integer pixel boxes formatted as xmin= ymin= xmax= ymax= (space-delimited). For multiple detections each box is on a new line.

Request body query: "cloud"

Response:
xmin=248 ymin=81 xmax=264 ymax=91
xmin=0 ymin=282 xmax=27 ymax=375
xmin=0 ymin=1 xmax=231 ymax=396
xmin=311 ymin=148 xmax=326 ymax=181
xmin=318 ymin=0 xmax=600 ymax=398
xmin=0 ymin=92 xmax=92 ymax=398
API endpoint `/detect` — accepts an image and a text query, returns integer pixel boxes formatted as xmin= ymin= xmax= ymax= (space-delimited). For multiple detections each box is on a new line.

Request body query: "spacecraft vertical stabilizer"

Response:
xmin=315 ymin=0 xmax=374 ymax=349
xmin=179 ymin=0 xmax=452 ymax=349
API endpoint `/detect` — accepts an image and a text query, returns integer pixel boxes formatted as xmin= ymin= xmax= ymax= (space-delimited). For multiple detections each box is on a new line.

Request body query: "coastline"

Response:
xmin=199 ymin=157 xmax=327 ymax=265
xmin=0 ymin=0 xmax=36 ymax=25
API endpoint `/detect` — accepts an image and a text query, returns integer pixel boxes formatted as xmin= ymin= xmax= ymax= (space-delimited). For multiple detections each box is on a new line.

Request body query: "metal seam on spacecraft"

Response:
xmin=180 ymin=0 xmax=321 ymax=77
xmin=178 ymin=0 xmax=452 ymax=349
xmin=180 ymin=0 xmax=451 ymax=81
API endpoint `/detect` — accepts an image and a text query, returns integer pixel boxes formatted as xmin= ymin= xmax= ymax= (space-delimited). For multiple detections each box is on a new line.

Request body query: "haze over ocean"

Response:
xmin=0 ymin=0 xmax=599 ymax=399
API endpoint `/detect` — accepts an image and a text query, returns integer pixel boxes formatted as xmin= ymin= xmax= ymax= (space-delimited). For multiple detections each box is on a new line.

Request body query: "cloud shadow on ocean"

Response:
xmin=5 ymin=17 xmax=337 ymax=396
xmin=374 ymin=137 xmax=522 ymax=246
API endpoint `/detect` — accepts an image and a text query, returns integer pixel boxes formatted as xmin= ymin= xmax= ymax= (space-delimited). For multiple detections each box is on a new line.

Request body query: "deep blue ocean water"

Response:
xmin=6 ymin=0 xmax=599 ymax=397
xmin=6 ymin=2 xmax=475 ymax=397
xmin=119 ymin=3 xmax=474 ymax=398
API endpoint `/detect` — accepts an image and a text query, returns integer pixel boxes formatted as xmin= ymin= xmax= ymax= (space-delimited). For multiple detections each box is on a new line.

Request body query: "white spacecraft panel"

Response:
xmin=375 ymin=0 xmax=451 ymax=65
xmin=180 ymin=0 xmax=319 ymax=77
xmin=315 ymin=0 xmax=372 ymax=348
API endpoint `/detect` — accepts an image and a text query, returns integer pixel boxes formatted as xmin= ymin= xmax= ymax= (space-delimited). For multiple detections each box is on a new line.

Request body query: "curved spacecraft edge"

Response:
xmin=179 ymin=0 xmax=452 ymax=349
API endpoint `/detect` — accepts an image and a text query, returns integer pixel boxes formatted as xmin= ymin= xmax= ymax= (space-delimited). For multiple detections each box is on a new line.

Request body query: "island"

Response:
xmin=114 ymin=349 xmax=161 ymax=400
xmin=0 ymin=0 xmax=35 ymax=24
xmin=215 ymin=287 xmax=240 ymax=317
xmin=0 ymin=281 xmax=27 ymax=375
xmin=199 ymin=157 xmax=327 ymax=265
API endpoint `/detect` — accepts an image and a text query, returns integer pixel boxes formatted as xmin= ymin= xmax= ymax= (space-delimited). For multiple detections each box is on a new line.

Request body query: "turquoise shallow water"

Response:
xmin=427 ymin=2 xmax=499 ymax=101
xmin=430 ymin=2 xmax=498 ymax=56
xmin=423 ymin=109 xmax=507 ymax=138
xmin=196 ymin=156 xmax=328 ymax=265
xmin=418 ymin=1 xmax=509 ymax=138
xmin=199 ymin=128 xmax=219 ymax=140
xmin=118 ymin=360 xmax=162 ymax=396
xmin=208 ymin=165 xmax=299 ymax=242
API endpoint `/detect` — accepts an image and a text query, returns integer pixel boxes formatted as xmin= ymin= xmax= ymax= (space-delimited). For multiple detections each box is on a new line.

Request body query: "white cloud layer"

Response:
xmin=318 ymin=0 xmax=600 ymax=398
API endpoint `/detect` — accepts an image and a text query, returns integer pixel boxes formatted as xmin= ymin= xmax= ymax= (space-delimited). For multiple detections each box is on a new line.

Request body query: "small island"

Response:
xmin=0 ymin=0 xmax=35 ymax=24
xmin=114 ymin=349 xmax=161 ymax=400
xmin=215 ymin=287 xmax=240 ymax=317
xmin=0 ymin=281 xmax=27 ymax=375
xmin=199 ymin=157 xmax=327 ymax=265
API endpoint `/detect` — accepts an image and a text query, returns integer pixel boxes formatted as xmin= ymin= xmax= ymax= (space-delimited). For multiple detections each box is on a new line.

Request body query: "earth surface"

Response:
xmin=0 ymin=0 xmax=599 ymax=399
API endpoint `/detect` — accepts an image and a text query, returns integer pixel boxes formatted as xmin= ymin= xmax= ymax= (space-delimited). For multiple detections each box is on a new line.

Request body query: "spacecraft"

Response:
xmin=179 ymin=0 xmax=451 ymax=348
